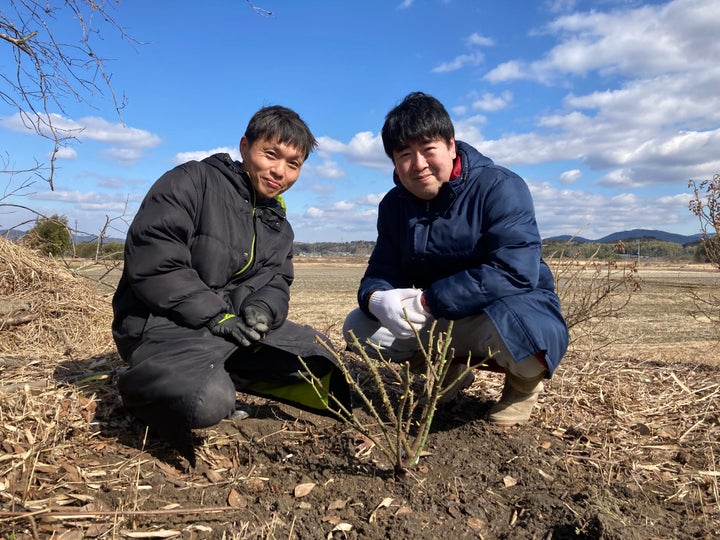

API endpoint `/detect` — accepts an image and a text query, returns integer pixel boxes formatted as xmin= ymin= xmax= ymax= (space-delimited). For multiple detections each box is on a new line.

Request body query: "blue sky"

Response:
xmin=1 ymin=0 xmax=718 ymax=242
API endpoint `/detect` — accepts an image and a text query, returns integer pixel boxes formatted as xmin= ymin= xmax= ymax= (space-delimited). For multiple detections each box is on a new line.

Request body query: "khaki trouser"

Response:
xmin=342 ymin=308 xmax=546 ymax=379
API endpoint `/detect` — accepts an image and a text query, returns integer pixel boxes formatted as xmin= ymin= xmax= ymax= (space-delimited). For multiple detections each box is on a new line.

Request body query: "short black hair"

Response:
xmin=381 ymin=92 xmax=455 ymax=158
xmin=244 ymin=105 xmax=318 ymax=160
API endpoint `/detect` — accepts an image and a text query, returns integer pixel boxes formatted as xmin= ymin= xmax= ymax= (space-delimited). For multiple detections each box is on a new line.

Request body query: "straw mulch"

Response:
xmin=0 ymin=236 xmax=115 ymax=362
xmin=539 ymin=355 xmax=720 ymax=524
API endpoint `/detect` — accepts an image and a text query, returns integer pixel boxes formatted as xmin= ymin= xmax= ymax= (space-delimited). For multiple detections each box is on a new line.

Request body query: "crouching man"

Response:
xmin=113 ymin=105 xmax=349 ymax=464
xmin=343 ymin=92 xmax=568 ymax=424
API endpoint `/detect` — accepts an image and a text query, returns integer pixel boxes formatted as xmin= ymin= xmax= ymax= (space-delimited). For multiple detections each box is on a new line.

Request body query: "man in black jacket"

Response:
xmin=112 ymin=105 xmax=349 ymax=465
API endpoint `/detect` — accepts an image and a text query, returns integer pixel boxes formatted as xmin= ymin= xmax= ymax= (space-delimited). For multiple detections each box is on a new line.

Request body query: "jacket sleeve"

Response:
xmin=123 ymin=164 xmax=228 ymax=328
xmin=423 ymin=171 xmax=543 ymax=319
xmin=357 ymin=195 xmax=412 ymax=316
xmin=231 ymin=246 xmax=292 ymax=330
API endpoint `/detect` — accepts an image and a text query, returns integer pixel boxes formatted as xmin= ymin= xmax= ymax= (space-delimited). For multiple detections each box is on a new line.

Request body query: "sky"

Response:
xmin=1 ymin=0 xmax=718 ymax=243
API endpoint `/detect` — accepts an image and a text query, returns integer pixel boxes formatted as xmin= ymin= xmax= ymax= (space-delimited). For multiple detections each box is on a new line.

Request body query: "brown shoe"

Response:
xmin=487 ymin=373 xmax=544 ymax=425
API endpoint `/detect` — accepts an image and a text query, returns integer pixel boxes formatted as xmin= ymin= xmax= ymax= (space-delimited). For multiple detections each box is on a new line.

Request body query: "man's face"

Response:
xmin=392 ymin=137 xmax=456 ymax=200
xmin=239 ymin=136 xmax=305 ymax=199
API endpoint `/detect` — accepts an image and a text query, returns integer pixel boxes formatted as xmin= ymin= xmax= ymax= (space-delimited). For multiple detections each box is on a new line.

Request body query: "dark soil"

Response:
xmin=2 ymin=350 xmax=718 ymax=540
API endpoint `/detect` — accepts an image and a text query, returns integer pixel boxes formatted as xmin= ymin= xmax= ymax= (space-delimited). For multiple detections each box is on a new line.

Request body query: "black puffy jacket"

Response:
xmin=112 ymin=153 xmax=293 ymax=358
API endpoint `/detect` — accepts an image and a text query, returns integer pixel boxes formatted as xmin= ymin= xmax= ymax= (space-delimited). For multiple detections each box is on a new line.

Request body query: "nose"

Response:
xmin=410 ymin=152 xmax=427 ymax=170
xmin=269 ymin=160 xmax=286 ymax=178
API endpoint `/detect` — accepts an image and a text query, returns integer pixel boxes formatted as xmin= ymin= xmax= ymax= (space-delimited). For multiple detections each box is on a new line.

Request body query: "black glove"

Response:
xmin=243 ymin=304 xmax=271 ymax=334
xmin=207 ymin=312 xmax=261 ymax=347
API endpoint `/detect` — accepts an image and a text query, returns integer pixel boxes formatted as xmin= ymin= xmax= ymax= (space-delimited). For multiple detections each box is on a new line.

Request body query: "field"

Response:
xmin=1 ymin=249 xmax=719 ymax=539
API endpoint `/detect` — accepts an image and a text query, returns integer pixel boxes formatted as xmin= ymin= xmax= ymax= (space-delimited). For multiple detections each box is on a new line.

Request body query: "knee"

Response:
xmin=190 ymin=370 xmax=237 ymax=429
xmin=501 ymin=353 xmax=548 ymax=380
xmin=343 ymin=308 xmax=370 ymax=346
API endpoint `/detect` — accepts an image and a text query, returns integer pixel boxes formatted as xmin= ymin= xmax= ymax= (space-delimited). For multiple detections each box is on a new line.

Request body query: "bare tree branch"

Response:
xmin=1 ymin=0 xmax=139 ymax=189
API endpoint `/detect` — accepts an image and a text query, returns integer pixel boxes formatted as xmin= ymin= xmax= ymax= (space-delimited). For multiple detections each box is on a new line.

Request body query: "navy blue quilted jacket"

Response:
xmin=358 ymin=141 xmax=568 ymax=373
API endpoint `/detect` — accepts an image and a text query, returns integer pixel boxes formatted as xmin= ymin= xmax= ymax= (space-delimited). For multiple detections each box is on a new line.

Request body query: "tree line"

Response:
xmin=15 ymin=214 xmax=715 ymax=264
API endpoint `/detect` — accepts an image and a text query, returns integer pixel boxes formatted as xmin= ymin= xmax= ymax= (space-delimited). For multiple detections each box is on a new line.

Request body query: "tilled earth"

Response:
xmin=1 ymin=349 xmax=718 ymax=540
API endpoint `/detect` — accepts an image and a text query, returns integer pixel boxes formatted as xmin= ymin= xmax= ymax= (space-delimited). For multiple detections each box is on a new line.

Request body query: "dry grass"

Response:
xmin=0 ymin=238 xmax=115 ymax=362
xmin=1 ymin=239 xmax=719 ymax=536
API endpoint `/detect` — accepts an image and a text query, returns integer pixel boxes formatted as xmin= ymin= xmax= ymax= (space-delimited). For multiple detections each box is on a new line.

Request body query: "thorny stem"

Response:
xmin=298 ymin=352 xmax=399 ymax=468
xmin=300 ymin=321 xmax=484 ymax=475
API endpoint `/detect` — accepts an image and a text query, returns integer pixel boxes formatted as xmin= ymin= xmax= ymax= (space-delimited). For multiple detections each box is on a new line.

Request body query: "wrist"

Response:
xmin=208 ymin=312 xmax=234 ymax=327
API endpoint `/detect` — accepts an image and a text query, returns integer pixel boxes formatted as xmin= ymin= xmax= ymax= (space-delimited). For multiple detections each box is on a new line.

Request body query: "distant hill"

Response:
xmin=545 ymin=229 xmax=704 ymax=245
xmin=2 ymin=228 xmax=707 ymax=250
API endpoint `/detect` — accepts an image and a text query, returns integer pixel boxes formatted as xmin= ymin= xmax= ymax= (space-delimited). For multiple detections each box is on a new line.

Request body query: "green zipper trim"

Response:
xmin=234 ymin=189 xmax=258 ymax=277
xmin=233 ymin=190 xmax=286 ymax=278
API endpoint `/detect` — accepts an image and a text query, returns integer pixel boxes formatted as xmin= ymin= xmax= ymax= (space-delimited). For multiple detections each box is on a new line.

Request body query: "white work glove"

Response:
xmin=368 ymin=288 xmax=430 ymax=339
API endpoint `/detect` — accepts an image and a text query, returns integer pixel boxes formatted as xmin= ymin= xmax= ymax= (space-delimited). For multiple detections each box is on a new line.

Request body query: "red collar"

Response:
xmin=450 ymin=155 xmax=462 ymax=180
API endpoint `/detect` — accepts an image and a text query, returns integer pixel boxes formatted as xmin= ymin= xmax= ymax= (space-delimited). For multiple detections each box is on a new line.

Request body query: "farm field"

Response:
xmin=1 ymin=249 xmax=718 ymax=539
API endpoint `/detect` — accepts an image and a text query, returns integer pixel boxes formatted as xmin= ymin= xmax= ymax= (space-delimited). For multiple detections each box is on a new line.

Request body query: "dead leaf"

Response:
xmin=204 ymin=469 xmax=223 ymax=483
xmin=368 ymin=497 xmax=393 ymax=523
xmin=327 ymin=498 xmax=349 ymax=511
xmin=327 ymin=522 xmax=352 ymax=538
xmin=467 ymin=517 xmax=488 ymax=531
xmin=228 ymin=488 xmax=248 ymax=508
xmin=503 ymin=475 xmax=517 ymax=488
xmin=294 ymin=482 xmax=316 ymax=498
xmin=354 ymin=434 xmax=375 ymax=458
xmin=154 ymin=460 xmax=182 ymax=479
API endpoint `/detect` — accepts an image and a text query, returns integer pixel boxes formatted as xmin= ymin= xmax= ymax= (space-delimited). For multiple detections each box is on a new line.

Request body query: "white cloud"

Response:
xmin=559 ymin=169 xmax=581 ymax=185
xmin=356 ymin=193 xmax=386 ymax=206
xmin=53 ymin=147 xmax=77 ymax=160
xmin=288 ymin=191 xmax=387 ymax=242
xmin=471 ymin=0 xmax=720 ymax=196
xmin=487 ymin=0 xmax=720 ymax=83
xmin=29 ymin=189 xmax=132 ymax=213
xmin=472 ymin=92 xmax=512 ymax=112
xmin=100 ymin=147 xmax=147 ymax=165
xmin=317 ymin=136 xmax=346 ymax=156
xmin=331 ymin=200 xmax=355 ymax=211
xmin=311 ymin=160 xmax=345 ymax=179
xmin=1 ymin=112 xmax=161 ymax=165
xmin=528 ymin=182 xmax=694 ymax=239
xmin=432 ymin=53 xmax=485 ymax=74
xmin=467 ymin=33 xmax=494 ymax=47
xmin=344 ymin=131 xmax=387 ymax=168
xmin=174 ymin=146 xmax=239 ymax=164
xmin=484 ymin=60 xmax=524 ymax=83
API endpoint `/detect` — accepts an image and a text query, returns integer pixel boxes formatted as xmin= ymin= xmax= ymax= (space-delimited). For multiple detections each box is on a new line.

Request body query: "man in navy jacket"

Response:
xmin=343 ymin=92 xmax=568 ymax=425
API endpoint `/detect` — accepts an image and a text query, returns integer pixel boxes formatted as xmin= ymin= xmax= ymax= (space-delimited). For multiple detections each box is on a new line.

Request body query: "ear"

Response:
xmin=448 ymin=138 xmax=457 ymax=159
xmin=239 ymin=136 xmax=249 ymax=160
